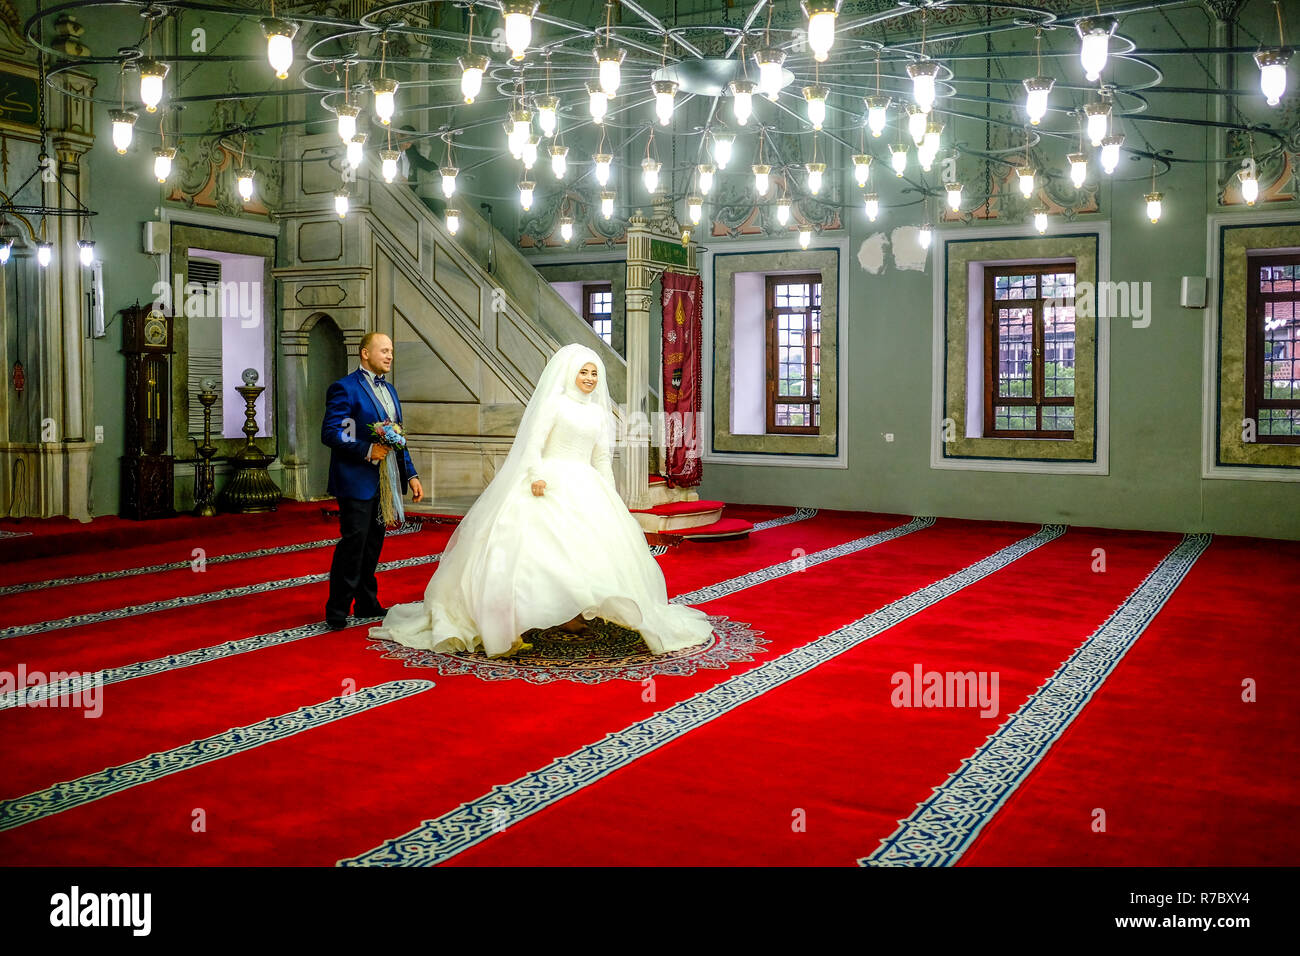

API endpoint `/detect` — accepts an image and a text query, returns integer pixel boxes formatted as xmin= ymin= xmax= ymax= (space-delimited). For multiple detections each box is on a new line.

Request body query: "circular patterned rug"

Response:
xmin=368 ymin=614 xmax=766 ymax=684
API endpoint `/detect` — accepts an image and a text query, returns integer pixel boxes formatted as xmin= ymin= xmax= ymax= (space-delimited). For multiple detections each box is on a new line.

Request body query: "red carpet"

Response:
xmin=0 ymin=508 xmax=1296 ymax=867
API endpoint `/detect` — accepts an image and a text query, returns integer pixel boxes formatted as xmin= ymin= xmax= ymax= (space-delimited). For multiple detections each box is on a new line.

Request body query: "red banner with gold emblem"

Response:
xmin=660 ymin=270 xmax=703 ymax=487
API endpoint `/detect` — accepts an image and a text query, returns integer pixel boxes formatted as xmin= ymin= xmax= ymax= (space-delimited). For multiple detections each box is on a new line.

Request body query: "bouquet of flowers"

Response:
xmin=368 ymin=420 xmax=407 ymax=527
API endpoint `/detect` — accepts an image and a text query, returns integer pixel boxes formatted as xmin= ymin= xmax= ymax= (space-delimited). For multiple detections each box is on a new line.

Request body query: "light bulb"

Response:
xmin=588 ymin=84 xmax=608 ymax=123
xmin=503 ymin=2 xmax=536 ymax=61
xmin=918 ymin=224 xmax=932 ymax=249
xmin=36 ymin=241 xmax=52 ymax=267
xmin=799 ymin=229 xmax=811 ymax=249
xmin=698 ymin=163 xmax=715 ymax=195
xmin=853 ymin=154 xmax=872 ymax=187
xmin=654 ymin=80 xmax=678 ymax=126
xmin=890 ymin=143 xmax=908 ymax=176
xmin=518 ymin=180 xmax=535 ymax=211
xmin=803 ymin=85 xmax=828 ymax=130
xmin=371 ymin=77 xmax=398 ymax=126
xmin=1256 ymin=49 xmax=1289 ymax=106
xmin=380 ymin=149 xmax=399 ymax=183
xmin=755 ymin=47 xmax=786 ymax=101
xmin=805 ymin=3 xmax=837 ymax=62
xmin=110 ymin=109 xmax=137 ymax=154
xmin=260 ymin=18 xmax=297 ymax=79
xmin=1017 ymin=166 xmax=1035 ymax=198
xmin=459 ymin=55 xmax=488 ymax=104
xmin=907 ymin=60 xmax=939 ymax=113
xmin=712 ymin=133 xmax=734 ymax=169
xmin=1024 ymin=76 xmax=1054 ymax=126
xmin=153 ymin=146 xmax=175 ymax=183
xmin=866 ymin=96 xmax=891 ymax=138
xmin=600 ymin=190 xmax=615 ymax=219
xmin=335 ymin=104 xmax=359 ymax=143
xmin=681 ymin=226 xmax=691 ymax=244
xmin=687 ymin=195 xmax=703 ymax=225
xmin=907 ymin=104 xmax=927 ymax=145
xmin=1034 ymin=208 xmax=1048 ymax=234
xmin=805 ymin=162 xmax=825 ymax=195
xmin=446 ymin=207 xmax=460 ymax=235
xmin=597 ymin=48 xmax=624 ymax=96
xmin=776 ymin=198 xmax=791 ymax=225
xmin=236 ymin=168 xmax=254 ymax=202
xmin=946 ymin=182 xmax=963 ymax=210
xmin=752 ymin=164 xmax=771 ymax=196
xmin=1078 ymin=17 xmax=1117 ymax=82
xmin=594 ymin=153 xmax=612 ymax=185
xmin=0 ymin=239 xmax=11 ymax=264
xmin=1100 ymin=134 xmax=1123 ymax=174
xmin=731 ymin=79 xmax=754 ymax=125
xmin=559 ymin=216 xmax=574 ymax=243
xmin=522 ymin=135 xmax=539 ymax=170
xmin=642 ymin=158 xmax=661 ymax=194
xmin=1239 ymin=166 xmax=1259 ymax=205
xmin=535 ymin=96 xmax=558 ymax=137
xmin=923 ymin=120 xmax=944 ymax=155
xmin=551 ymin=145 xmax=568 ymax=179
xmin=1068 ymin=153 xmax=1087 ymax=188
xmin=334 ymin=190 xmax=349 ymax=217
xmin=1144 ymin=191 xmax=1163 ymax=223
xmin=138 ymin=59 xmax=168 ymax=113
xmin=78 ymin=239 xmax=95 ymax=266
xmin=1084 ymin=101 xmax=1110 ymax=146
xmin=440 ymin=165 xmax=457 ymax=197
xmin=346 ymin=133 xmax=366 ymax=169
xmin=864 ymin=193 xmax=880 ymax=221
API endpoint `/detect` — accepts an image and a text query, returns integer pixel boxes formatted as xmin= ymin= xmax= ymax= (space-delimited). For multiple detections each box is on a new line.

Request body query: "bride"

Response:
xmin=370 ymin=343 xmax=714 ymax=658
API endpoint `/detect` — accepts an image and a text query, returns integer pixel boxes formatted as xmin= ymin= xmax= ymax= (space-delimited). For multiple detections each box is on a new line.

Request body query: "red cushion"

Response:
xmin=630 ymin=500 xmax=724 ymax=516
xmin=665 ymin=517 xmax=753 ymax=540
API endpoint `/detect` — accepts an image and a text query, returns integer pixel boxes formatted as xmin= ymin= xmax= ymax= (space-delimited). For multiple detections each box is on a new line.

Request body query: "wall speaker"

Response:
xmin=1180 ymin=276 xmax=1207 ymax=309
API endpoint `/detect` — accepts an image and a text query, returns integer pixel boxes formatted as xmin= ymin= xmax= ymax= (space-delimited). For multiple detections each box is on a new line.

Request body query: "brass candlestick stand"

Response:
xmin=191 ymin=378 xmax=219 ymax=517
xmin=217 ymin=368 xmax=280 ymax=513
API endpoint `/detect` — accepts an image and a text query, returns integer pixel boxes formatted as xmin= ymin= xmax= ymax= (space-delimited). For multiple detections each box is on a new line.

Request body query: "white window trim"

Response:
xmin=700 ymin=235 xmax=849 ymax=469
xmin=929 ymin=221 xmax=1111 ymax=476
xmin=1202 ymin=209 xmax=1300 ymax=482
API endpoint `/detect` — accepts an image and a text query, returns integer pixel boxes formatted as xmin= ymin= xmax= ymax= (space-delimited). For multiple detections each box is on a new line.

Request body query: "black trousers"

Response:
xmin=326 ymin=494 xmax=386 ymax=620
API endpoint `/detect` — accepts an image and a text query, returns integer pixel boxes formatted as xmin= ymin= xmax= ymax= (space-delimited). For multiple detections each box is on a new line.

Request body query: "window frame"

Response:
xmin=582 ymin=282 xmax=614 ymax=345
xmin=982 ymin=263 xmax=1077 ymax=440
xmin=764 ymin=272 xmax=822 ymax=435
xmin=1245 ymin=252 xmax=1300 ymax=445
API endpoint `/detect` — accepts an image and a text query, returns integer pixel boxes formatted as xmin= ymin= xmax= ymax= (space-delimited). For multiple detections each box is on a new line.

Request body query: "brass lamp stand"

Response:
xmin=192 ymin=378 xmax=219 ymax=517
xmin=217 ymin=368 xmax=280 ymax=513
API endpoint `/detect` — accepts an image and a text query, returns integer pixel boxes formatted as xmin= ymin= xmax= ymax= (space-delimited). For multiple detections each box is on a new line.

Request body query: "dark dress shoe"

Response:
xmin=353 ymin=604 xmax=389 ymax=618
xmin=326 ymin=617 xmax=349 ymax=631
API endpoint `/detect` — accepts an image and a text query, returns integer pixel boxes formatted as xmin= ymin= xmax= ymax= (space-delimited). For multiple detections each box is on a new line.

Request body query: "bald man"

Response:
xmin=321 ymin=332 xmax=424 ymax=629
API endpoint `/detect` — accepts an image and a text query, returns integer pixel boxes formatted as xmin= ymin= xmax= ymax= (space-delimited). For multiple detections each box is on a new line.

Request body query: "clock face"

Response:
xmin=144 ymin=316 xmax=167 ymax=346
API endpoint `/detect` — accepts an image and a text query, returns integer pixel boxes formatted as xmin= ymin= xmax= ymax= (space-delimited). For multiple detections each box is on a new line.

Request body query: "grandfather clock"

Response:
xmin=120 ymin=302 xmax=176 ymax=519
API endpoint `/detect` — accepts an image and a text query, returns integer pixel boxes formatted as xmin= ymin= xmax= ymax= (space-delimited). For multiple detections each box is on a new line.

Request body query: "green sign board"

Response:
xmin=0 ymin=68 xmax=39 ymax=130
xmin=649 ymin=238 xmax=688 ymax=269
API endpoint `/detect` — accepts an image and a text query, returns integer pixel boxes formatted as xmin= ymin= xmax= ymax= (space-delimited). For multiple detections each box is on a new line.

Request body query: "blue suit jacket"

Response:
xmin=321 ymin=368 xmax=418 ymax=501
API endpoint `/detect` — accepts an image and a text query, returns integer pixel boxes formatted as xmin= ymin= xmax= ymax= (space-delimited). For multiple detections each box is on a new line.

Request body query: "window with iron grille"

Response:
xmin=983 ymin=264 xmax=1076 ymax=439
xmin=582 ymin=283 xmax=613 ymax=346
xmin=765 ymin=274 xmax=821 ymax=434
xmin=1246 ymin=254 xmax=1300 ymax=443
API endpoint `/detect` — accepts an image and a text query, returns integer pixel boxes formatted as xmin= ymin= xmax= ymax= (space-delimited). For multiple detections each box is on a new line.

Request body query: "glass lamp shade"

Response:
xmin=687 ymin=195 xmax=703 ymax=225
xmin=1239 ymin=167 xmax=1259 ymax=205
xmin=1077 ymin=17 xmax=1118 ymax=82
xmin=335 ymin=104 xmax=360 ymax=143
xmin=153 ymin=146 xmax=176 ymax=183
xmin=945 ymin=182 xmax=963 ymax=210
xmin=775 ymin=198 xmax=791 ymax=225
xmin=1023 ymin=76 xmax=1054 ymax=126
xmin=1017 ymin=166 xmax=1035 ymax=198
xmin=559 ymin=216 xmax=574 ymax=242
xmin=712 ymin=133 xmax=735 ymax=169
xmin=803 ymin=85 xmax=828 ymax=130
xmin=594 ymin=153 xmax=613 ymax=185
xmin=730 ymin=79 xmax=755 ymax=125
xmin=642 ymin=158 xmax=661 ymax=194
xmin=508 ymin=110 xmax=532 ymax=157
xmin=78 ymin=239 xmax=96 ymax=266
xmin=600 ymin=190 xmax=615 ymax=219
xmin=334 ymin=190 xmax=350 ymax=217
xmin=0 ymin=239 xmax=13 ymax=264
xmin=371 ymin=77 xmax=398 ymax=126
xmin=889 ymin=143 xmax=908 ymax=176
xmin=1100 ymin=134 xmax=1124 ymax=174
xmin=503 ymin=2 xmax=537 ymax=61
xmin=1084 ymin=101 xmax=1111 ymax=146
xmin=918 ymin=223 xmax=933 ymax=249
xmin=866 ymin=96 xmax=891 ymax=138
xmin=752 ymin=164 xmax=771 ymax=196
xmin=698 ymin=163 xmax=716 ymax=195
xmin=907 ymin=60 xmax=940 ymax=113
xmin=1256 ymin=49 xmax=1290 ymax=106
xmin=653 ymin=80 xmax=678 ymax=126
xmin=1068 ymin=153 xmax=1087 ymax=188
xmin=446 ymin=207 xmax=460 ymax=235
xmin=1034 ymin=208 xmax=1049 ymax=234
xmin=799 ymin=229 xmax=811 ymax=249
xmin=346 ymin=133 xmax=366 ymax=169
xmin=550 ymin=146 xmax=568 ymax=179
xmin=458 ymin=55 xmax=489 ymax=104
xmin=138 ymin=59 xmax=169 ymax=113
xmin=805 ymin=162 xmax=825 ymax=195
xmin=755 ymin=47 xmax=786 ymax=101
xmin=1144 ymin=191 xmax=1163 ymax=223
xmin=852 ymin=154 xmax=872 ymax=187
xmin=805 ymin=4 xmax=837 ymax=62
xmin=535 ymin=96 xmax=559 ymax=137
xmin=587 ymin=84 xmax=608 ymax=123
xmin=236 ymin=168 xmax=255 ymax=202
xmin=597 ymin=48 xmax=624 ymax=96
xmin=260 ymin=18 xmax=298 ymax=79
xmin=518 ymin=180 xmax=535 ymax=211
xmin=440 ymin=165 xmax=458 ymax=198
xmin=522 ymin=136 xmax=540 ymax=170
xmin=36 ymin=241 xmax=53 ymax=267
xmin=907 ymin=104 xmax=927 ymax=145
xmin=110 ymin=109 xmax=137 ymax=154
xmin=864 ymin=193 xmax=880 ymax=221
xmin=380 ymin=149 xmax=400 ymax=183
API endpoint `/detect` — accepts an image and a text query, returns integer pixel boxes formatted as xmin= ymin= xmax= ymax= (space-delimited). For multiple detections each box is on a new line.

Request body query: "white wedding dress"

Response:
xmin=370 ymin=344 xmax=714 ymax=658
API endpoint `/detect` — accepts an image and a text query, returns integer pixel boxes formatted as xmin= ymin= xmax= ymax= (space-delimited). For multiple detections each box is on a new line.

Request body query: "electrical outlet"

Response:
xmin=94 ymin=425 xmax=104 ymax=444
xmin=884 ymin=433 xmax=895 ymax=442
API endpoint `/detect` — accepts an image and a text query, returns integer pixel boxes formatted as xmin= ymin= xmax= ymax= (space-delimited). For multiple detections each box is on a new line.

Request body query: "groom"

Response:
xmin=322 ymin=331 xmax=423 ymax=629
